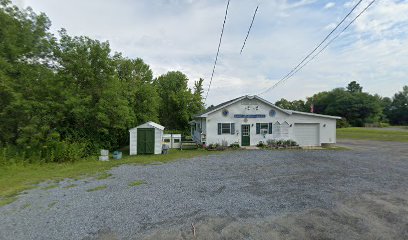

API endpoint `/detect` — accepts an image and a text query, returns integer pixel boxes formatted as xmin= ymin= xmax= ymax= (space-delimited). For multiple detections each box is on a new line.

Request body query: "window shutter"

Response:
xmin=217 ymin=123 xmax=221 ymax=135
xmin=231 ymin=123 xmax=235 ymax=135
xmin=268 ymin=123 xmax=273 ymax=134
xmin=256 ymin=123 xmax=260 ymax=134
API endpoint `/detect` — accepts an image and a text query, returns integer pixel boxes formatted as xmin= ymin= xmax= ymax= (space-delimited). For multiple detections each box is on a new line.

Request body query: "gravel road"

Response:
xmin=0 ymin=140 xmax=407 ymax=240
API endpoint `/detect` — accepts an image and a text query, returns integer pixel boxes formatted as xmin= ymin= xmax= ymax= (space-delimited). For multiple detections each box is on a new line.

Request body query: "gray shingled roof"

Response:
xmin=196 ymin=96 xmax=244 ymax=117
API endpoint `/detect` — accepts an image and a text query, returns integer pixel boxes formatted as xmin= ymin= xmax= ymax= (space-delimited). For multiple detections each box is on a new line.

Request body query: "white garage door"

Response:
xmin=294 ymin=123 xmax=320 ymax=146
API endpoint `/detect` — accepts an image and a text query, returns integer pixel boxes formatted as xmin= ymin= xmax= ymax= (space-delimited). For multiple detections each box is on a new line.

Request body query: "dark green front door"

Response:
xmin=241 ymin=124 xmax=250 ymax=146
xmin=137 ymin=128 xmax=155 ymax=154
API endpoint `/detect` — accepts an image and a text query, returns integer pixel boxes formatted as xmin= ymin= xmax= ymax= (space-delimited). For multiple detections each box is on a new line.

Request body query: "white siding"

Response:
xmin=202 ymin=97 xmax=338 ymax=147
xmin=129 ymin=130 xmax=137 ymax=155
xmin=205 ymin=98 xmax=293 ymax=146
xmin=154 ymin=128 xmax=163 ymax=154
xmin=129 ymin=121 xmax=165 ymax=155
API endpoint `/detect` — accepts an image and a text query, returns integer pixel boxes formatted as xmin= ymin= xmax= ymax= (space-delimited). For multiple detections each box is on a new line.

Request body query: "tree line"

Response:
xmin=275 ymin=81 xmax=408 ymax=127
xmin=0 ymin=0 xmax=204 ymax=163
xmin=1 ymin=0 xmax=407 ymax=163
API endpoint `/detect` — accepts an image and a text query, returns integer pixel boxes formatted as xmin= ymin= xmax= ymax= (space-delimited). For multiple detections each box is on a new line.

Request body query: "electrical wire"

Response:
xmin=259 ymin=0 xmax=364 ymax=95
xmin=204 ymin=0 xmax=231 ymax=103
xmin=240 ymin=4 xmax=259 ymax=54
xmin=279 ymin=0 xmax=377 ymax=87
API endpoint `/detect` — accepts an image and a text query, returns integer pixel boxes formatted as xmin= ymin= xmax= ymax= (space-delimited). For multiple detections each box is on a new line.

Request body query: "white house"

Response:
xmin=190 ymin=95 xmax=341 ymax=147
xmin=129 ymin=121 xmax=165 ymax=155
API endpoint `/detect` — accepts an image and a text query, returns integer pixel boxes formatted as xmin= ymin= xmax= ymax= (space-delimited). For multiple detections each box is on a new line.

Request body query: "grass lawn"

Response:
xmin=129 ymin=180 xmax=147 ymax=187
xmin=0 ymin=149 xmax=218 ymax=207
xmin=337 ymin=127 xmax=408 ymax=142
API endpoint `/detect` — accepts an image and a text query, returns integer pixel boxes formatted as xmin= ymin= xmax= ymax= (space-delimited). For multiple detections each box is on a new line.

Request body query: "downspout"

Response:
xmin=201 ymin=118 xmax=203 ymax=143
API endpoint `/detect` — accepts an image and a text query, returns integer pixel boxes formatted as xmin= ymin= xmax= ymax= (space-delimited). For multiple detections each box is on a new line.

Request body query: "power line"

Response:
xmin=240 ymin=4 xmax=259 ymax=54
xmin=258 ymin=0 xmax=364 ymax=96
xmin=279 ymin=0 xmax=377 ymax=86
xmin=204 ymin=0 xmax=231 ymax=103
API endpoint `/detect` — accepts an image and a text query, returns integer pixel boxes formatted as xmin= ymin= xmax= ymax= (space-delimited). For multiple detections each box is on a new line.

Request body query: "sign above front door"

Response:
xmin=234 ymin=114 xmax=266 ymax=118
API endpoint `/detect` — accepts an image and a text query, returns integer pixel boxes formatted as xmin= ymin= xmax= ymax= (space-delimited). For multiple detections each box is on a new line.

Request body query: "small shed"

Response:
xmin=162 ymin=134 xmax=182 ymax=149
xmin=129 ymin=121 xmax=165 ymax=155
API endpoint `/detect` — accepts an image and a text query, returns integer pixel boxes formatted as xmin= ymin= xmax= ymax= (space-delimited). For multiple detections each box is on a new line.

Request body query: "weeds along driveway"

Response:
xmin=0 ymin=141 xmax=407 ymax=240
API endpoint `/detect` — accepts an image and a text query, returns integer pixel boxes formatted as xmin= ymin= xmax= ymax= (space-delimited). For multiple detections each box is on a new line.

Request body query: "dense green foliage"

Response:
xmin=1 ymin=0 xmax=406 ymax=164
xmin=154 ymin=72 xmax=204 ymax=134
xmin=385 ymin=86 xmax=408 ymax=125
xmin=275 ymin=98 xmax=309 ymax=112
xmin=0 ymin=1 xmax=204 ymax=163
xmin=275 ymin=82 xmax=407 ymax=127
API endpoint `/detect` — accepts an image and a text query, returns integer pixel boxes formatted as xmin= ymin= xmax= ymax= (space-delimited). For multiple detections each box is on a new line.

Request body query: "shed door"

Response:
xmin=294 ymin=123 xmax=319 ymax=146
xmin=137 ymin=128 xmax=155 ymax=154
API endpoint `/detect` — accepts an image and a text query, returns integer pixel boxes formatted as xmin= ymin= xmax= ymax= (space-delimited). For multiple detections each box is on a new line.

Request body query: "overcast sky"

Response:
xmin=12 ymin=0 xmax=408 ymax=105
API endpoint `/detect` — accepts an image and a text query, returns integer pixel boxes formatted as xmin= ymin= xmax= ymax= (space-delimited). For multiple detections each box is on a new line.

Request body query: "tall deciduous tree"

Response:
xmin=307 ymin=84 xmax=382 ymax=127
xmin=0 ymin=0 xmax=57 ymax=146
xmin=387 ymin=86 xmax=408 ymax=125
xmin=190 ymin=78 xmax=205 ymax=115
xmin=114 ymin=55 xmax=159 ymax=127
xmin=0 ymin=0 xmax=205 ymax=162
xmin=154 ymin=71 xmax=193 ymax=133
xmin=275 ymin=98 xmax=309 ymax=112
xmin=54 ymin=30 xmax=133 ymax=149
xmin=347 ymin=81 xmax=363 ymax=93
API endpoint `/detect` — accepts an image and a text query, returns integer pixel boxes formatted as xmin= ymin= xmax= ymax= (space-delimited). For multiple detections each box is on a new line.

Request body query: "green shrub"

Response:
xmin=266 ymin=139 xmax=277 ymax=148
xmin=216 ymin=145 xmax=227 ymax=151
xmin=184 ymin=136 xmax=193 ymax=141
xmin=256 ymin=141 xmax=266 ymax=148
xmin=164 ymin=130 xmax=183 ymax=134
xmin=337 ymin=118 xmax=350 ymax=128
xmin=379 ymin=122 xmax=390 ymax=128
xmin=206 ymin=143 xmax=219 ymax=150
xmin=285 ymin=139 xmax=299 ymax=147
xmin=276 ymin=140 xmax=284 ymax=147
xmin=229 ymin=143 xmax=240 ymax=149
xmin=0 ymin=140 xmax=88 ymax=165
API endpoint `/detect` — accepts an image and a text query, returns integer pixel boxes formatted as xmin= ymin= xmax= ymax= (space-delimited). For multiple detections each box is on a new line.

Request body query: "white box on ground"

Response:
xmin=100 ymin=150 xmax=109 ymax=156
xmin=99 ymin=156 xmax=109 ymax=161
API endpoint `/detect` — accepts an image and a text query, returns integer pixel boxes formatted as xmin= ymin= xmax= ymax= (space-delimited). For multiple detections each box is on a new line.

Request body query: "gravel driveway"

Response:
xmin=1 ymin=140 xmax=407 ymax=240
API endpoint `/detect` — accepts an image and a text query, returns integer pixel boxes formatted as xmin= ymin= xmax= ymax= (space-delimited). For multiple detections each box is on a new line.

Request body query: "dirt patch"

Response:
xmin=143 ymin=191 xmax=408 ymax=240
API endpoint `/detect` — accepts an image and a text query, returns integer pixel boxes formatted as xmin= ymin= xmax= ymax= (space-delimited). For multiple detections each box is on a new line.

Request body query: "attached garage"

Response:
xmin=294 ymin=123 xmax=320 ymax=146
xmin=129 ymin=121 xmax=165 ymax=155
xmin=190 ymin=95 xmax=341 ymax=147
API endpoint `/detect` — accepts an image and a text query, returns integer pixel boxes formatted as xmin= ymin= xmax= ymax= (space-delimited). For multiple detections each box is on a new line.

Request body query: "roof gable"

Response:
xmin=197 ymin=95 xmax=290 ymax=117
xmin=196 ymin=96 xmax=244 ymax=117
xmin=195 ymin=95 xmax=341 ymax=120
xmin=129 ymin=121 xmax=165 ymax=131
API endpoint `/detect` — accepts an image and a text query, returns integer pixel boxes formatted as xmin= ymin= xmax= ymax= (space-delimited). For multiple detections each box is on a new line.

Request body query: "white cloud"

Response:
xmin=11 ymin=0 xmax=408 ymax=105
xmin=324 ymin=22 xmax=337 ymax=30
xmin=352 ymin=0 xmax=408 ymax=37
xmin=344 ymin=0 xmax=359 ymax=8
xmin=12 ymin=0 xmax=25 ymax=8
xmin=324 ymin=2 xmax=336 ymax=9
xmin=286 ymin=0 xmax=317 ymax=9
